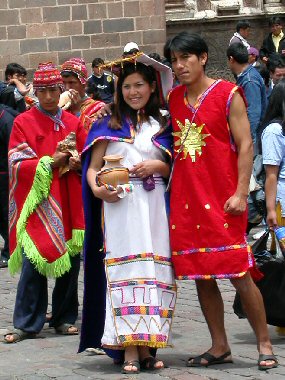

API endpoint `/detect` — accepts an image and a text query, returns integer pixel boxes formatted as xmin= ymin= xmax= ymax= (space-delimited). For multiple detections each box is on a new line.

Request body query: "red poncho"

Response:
xmin=8 ymin=106 xmax=86 ymax=277
xmin=169 ymin=80 xmax=256 ymax=280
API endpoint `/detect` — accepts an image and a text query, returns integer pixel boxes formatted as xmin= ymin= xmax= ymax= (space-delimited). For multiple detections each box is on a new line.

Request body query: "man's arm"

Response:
xmin=224 ymin=91 xmax=253 ymax=215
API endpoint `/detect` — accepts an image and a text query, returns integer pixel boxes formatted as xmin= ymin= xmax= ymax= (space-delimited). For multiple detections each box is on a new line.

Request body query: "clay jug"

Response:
xmin=98 ymin=155 xmax=129 ymax=187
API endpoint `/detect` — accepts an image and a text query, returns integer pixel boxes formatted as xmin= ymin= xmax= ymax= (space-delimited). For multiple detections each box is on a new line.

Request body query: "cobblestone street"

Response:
xmin=1 ymin=232 xmax=285 ymax=379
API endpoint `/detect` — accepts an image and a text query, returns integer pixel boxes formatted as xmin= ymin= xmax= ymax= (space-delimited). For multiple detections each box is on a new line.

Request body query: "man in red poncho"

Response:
xmin=164 ymin=32 xmax=277 ymax=371
xmin=4 ymin=63 xmax=86 ymax=343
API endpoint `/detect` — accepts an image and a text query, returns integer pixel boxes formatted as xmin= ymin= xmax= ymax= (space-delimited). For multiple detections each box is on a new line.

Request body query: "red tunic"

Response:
xmin=169 ymin=80 xmax=254 ymax=280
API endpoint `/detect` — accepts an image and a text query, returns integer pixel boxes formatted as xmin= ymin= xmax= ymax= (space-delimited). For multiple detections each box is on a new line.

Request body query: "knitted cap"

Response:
xmin=61 ymin=58 xmax=88 ymax=85
xmin=33 ymin=62 xmax=64 ymax=91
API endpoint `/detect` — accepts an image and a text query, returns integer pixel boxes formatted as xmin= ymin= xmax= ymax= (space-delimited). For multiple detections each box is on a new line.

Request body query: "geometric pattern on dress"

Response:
xmin=119 ymin=315 xmax=171 ymax=333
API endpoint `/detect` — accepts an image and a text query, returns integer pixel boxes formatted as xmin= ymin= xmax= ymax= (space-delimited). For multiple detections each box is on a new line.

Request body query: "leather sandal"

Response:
xmin=55 ymin=323 xmax=78 ymax=335
xmin=140 ymin=356 xmax=164 ymax=370
xmin=187 ymin=351 xmax=233 ymax=367
xmin=4 ymin=329 xmax=36 ymax=344
xmin=258 ymin=354 xmax=278 ymax=370
xmin=121 ymin=360 xmax=140 ymax=374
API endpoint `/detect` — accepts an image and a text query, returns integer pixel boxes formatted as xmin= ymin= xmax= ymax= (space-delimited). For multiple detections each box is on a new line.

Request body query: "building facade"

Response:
xmin=1 ymin=1 xmax=285 ymax=79
xmin=166 ymin=0 xmax=285 ymax=79
xmin=0 ymin=0 xmax=166 ymax=79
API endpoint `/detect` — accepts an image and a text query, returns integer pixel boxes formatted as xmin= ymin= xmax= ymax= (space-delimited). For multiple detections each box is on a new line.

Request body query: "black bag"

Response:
xmin=233 ymin=230 xmax=285 ymax=326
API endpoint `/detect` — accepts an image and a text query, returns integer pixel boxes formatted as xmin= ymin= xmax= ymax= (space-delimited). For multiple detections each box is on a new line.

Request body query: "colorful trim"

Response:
xmin=82 ymin=134 xmax=134 ymax=154
xmin=119 ymin=333 xmax=168 ymax=348
xmin=184 ymin=79 xmax=222 ymax=112
xmin=110 ymin=279 xmax=176 ymax=291
xmin=114 ymin=306 xmax=174 ymax=318
xmin=176 ymin=271 xmax=248 ymax=280
xmin=172 ymin=243 xmax=248 ymax=256
xmin=106 ymin=252 xmax=172 ymax=266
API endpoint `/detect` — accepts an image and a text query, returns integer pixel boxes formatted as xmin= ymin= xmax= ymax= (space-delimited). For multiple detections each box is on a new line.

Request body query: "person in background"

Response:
xmin=248 ymin=47 xmax=261 ymax=68
xmin=229 ymin=20 xmax=251 ymax=49
xmin=86 ymin=58 xmax=116 ymax=104
xmin=61 ymin=58 xmax=105 ymax=131
xmin=0 ymin=103 xmax=19 ymax=268
xmin=0 ymin=63 xmax=30 ymax=113
xmin=267 ymin=54 xmax=285 ymax=97
xmin=260 ymin=79 xmax=285 ymax=336
xmin=227 ymin=43 xmax=267 ymax=148
xmin=260 ymin=17 xmax=285 ymax=63
xmin=4 ymin=62 xmax=86 ymax=343
xmin=122 ymin=42 xmax=140 ymax=57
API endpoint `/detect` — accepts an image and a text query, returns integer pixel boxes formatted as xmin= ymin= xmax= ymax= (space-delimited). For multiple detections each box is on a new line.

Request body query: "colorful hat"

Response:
xmin=61 ymin=58 xmax=88 ymax=85
xmin=99 ymin=52 xmax=173 ymax=104
xmin=33 ymin=62 xmax=64 ymax=91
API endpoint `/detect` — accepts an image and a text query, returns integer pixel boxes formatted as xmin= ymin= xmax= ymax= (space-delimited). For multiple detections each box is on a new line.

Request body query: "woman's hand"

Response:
xmin=92 ymin=185 xmax=120 ymax=203
xmin=130 ymin=160 xmax=170 ymax=178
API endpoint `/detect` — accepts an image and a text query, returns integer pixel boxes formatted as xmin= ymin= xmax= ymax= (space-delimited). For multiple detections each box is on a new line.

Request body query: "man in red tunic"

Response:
xmin=60 ymin=58 xmax=105 ymax=131
xmin=4 ymin=63 xmax=86 ymax=343
xmin=164 ymin=32 xmax=277 ymax=370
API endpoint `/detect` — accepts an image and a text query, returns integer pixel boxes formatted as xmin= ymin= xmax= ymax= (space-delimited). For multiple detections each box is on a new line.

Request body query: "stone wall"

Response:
xmin=0 ymin=0 xmax=166 ymax=80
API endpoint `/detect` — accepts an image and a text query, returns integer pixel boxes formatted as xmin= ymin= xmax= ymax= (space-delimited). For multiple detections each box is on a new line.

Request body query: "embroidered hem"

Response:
xmin=176 ymin=271 xmax=247 ymax=280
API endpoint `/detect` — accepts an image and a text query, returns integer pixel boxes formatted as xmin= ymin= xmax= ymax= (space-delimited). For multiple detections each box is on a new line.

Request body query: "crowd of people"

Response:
xmin=0 ymin=19 xmax=284 ymax=374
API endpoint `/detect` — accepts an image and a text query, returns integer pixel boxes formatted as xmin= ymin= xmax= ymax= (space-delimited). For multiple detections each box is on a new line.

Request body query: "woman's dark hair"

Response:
xmin=109 ymin=62 xmax=164 ymax=130
xmin=164 ymin=32 xmax=208 ymax=67
xmin=257 ymin=78 xmax=285 ymax=151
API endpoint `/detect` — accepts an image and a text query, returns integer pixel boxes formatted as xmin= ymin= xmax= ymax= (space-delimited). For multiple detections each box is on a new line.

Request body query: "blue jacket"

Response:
xmin=237 ymin=65 xmax=267 ymax=144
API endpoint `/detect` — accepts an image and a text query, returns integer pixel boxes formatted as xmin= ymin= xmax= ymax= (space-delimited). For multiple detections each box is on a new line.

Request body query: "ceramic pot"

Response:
xmin=98 ymin=155 xmax=129 ymax=187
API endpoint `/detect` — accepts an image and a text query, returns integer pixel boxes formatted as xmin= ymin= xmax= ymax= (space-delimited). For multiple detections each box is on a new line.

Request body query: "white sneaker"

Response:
xmin=85 ymin=347 xmax=106 ymax=355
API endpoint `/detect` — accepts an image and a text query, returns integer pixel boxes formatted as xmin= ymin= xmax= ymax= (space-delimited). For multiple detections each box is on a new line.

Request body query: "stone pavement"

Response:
xmin=0 ymin=231 xmax=285 ymax=380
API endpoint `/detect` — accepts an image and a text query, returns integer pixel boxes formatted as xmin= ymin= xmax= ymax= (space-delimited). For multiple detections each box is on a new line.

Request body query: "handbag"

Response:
xmin=233 ymin=230 xmax=285 ymax=326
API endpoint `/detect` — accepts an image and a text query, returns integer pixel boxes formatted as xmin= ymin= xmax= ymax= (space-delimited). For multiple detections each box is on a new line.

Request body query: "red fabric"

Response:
xmin=79 ymin=98 xmax=105 ymax=131
xmin=9 ymin=107 xmax=87 ymax=264
xmin=168 ymin=81 xmax=253 ymax=278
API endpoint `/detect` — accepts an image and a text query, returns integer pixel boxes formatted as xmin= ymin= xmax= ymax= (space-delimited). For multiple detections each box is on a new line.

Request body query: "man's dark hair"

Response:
xmin=148 ymin=52 xmax=162 ymax=62
xmin=61 ymin=71 xmax=79 ymax=80
xmin=164 ymin=32 xmax=208 ymax=65
xmin=5 ymin=63 xmax=27 ymax=81
xmin=226 ymin=43 xmax=249 ymax=64
xmin=91 ymin=58 xmax=104 ymax=68
xmin=269 ymin=16 xmax=282 ymax=27
xmin=236 ymin=20 xmax=250 ymax=32
xmin=267 ymin=53 xmax=285 ymax=73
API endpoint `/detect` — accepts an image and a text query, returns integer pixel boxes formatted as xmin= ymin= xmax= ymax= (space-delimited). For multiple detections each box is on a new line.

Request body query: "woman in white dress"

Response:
xmin=80 ymin=58 xmax=176 ymax=374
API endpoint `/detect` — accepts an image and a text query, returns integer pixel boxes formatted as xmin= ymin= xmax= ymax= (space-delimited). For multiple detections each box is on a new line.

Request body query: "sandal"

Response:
xmin=55 ymin=323 xmax=78 ymax=335
xmin=258 ymin=354 xmax=278 ymax=371
xmin=121 ymin=360 xmax=140 ymax=374
xmin=187 ymin=351 xmax=233 ymax=367
xmin=140 ymin=356 xmax=164 ymax=370
xmin=3 ymin=329 xmax=36 ymax=344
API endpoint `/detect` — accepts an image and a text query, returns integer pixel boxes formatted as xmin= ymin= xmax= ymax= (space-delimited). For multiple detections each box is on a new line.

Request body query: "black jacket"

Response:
xmin=0 ymin=104 xmax=19 ymax=173
xmin=259 ymin=32 xmax=285 ymax=60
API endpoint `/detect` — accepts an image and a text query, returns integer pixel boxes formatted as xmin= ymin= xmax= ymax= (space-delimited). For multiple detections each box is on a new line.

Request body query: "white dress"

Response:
xmin=101 ymin=117 xmax=177 ymax=348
